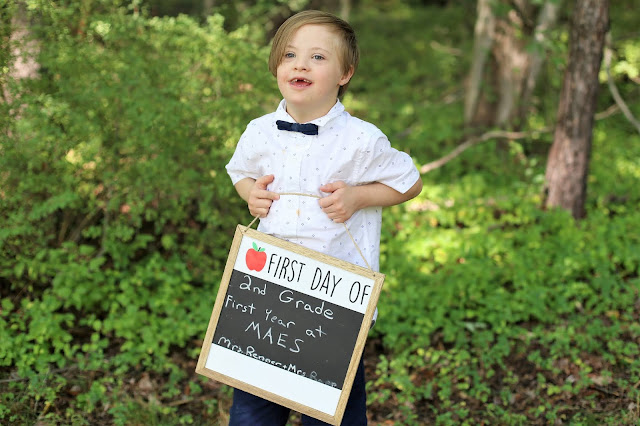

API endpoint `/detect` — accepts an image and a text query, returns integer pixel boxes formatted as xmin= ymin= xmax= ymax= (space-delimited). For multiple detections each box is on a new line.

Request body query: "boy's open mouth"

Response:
xmin=290 ymin=78 xmax=312 ymax=87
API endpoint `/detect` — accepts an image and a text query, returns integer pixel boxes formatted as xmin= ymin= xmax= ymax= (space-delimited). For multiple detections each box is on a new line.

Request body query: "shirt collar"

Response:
xmin=275 ymin=99 xmax=345 ymax=129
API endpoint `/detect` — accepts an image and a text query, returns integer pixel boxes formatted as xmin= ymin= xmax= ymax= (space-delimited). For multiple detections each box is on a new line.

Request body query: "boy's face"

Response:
xmin=276 ymin=24 xmax=353 ymax=123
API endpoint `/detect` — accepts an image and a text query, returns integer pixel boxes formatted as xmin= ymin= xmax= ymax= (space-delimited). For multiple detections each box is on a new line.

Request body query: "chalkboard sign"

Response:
xmin=196 ymin=225 xmax=384 ymax=425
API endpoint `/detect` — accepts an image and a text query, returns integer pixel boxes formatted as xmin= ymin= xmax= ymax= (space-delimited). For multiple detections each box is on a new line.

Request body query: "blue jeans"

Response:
xmin=229 ymin=357 xmax=367 ymax=425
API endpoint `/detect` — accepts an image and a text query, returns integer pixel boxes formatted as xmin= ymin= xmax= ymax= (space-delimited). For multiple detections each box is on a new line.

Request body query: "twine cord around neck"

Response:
xmin=244 ymin=192 xmax=372 ymax=270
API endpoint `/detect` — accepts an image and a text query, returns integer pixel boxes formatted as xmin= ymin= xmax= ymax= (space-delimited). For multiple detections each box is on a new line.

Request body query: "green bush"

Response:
xmin=371 ymin=120 xmax=640 ymax=424
xmin=1 ymin=3 xmax=277 ymax=422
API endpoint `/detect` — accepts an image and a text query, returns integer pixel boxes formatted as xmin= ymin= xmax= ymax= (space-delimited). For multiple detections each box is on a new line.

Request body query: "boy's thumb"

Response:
xmin=320 ymin=181 xmax=344 ymax=193
xmin=319 ymin=183 xmax=333 ymax=193
xmin=256 ymin=174 xmax=275 ymax=188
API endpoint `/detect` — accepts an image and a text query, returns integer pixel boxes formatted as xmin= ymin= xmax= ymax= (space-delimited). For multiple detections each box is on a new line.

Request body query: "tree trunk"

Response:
xmin=543 ymin=0 xmax=609 ymax=219
xmin=464 ymin=0 xmax=562 ymax=130
xmin=492 ymin=8 xmax=530 ymax=127
xmin=464 ymin=0 xmax=495 ymax=126
xmin=8 ymin=3 xmax=39 ymax=81
xmin=2 ymin=2 xmax=39 ymax=114
xmin=1 ymin=1 xmax=13 ymax=135
xmin=1 ymin=2 xmax=13 ymax=86
xmin=519 ymin=1 xmax=561 ymax=118
xmin=203 ymin=0 xmax=215 ymax=17
xmin=339 ymin=0 xmax=351 ymax=21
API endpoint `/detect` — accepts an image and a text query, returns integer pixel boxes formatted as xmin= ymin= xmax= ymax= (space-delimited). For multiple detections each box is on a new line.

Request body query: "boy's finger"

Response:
xmin=256 ymin=189 xmax=280 ymax=201
xmin=253 ymin=175 xmax=280 ymax=201
xmin=318 ymin=194 xmax=335 ymax=209
xmin=255 ymin=174 xmax=275 ymax=189
xmin=319 ymin=180 xmax=346 ymax=193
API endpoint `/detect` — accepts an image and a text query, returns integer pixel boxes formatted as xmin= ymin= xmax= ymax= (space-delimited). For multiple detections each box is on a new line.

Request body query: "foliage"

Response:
xmin=212 ymin=0 xmax=311 ymax=38
xmin=0 ymin=0 xmax=15 ymax=136
xmin=372 ymin=130 xmax=640 ymax=422
xmin=139 ymin=0 xmax=315 ymax=41
xmin=1 ymin=0 xmax=640 ymax=425
xmin=347 ymin=5 xmax=473 ymax=157
xmin=1 ymin=2 xmax=277 ymax=423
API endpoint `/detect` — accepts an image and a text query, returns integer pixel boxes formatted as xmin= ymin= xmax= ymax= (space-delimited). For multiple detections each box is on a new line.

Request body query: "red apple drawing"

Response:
xmin=246 ymin=242 xmax=267 ymax=271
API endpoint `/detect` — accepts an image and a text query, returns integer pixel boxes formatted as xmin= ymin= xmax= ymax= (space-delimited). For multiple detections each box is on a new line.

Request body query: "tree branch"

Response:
xmin=604 ymin=32 xmax=640 ymax=135
xmin=594 ymin=103 xmax=619 ymax=121
xmin=419 ymin=128 xmax=551 ymax=174
xmin=419 ymin=99 xmax=624 ymax=175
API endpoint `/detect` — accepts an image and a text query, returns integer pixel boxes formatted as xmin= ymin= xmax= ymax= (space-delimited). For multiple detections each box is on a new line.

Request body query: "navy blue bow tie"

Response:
xmin=276 ymin=120 xmax=319 ymax=136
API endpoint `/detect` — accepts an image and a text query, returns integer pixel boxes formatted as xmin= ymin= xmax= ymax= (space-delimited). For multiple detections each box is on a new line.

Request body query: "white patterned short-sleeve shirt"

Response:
xmin=226 ymin=99 xmax=420 ymax=272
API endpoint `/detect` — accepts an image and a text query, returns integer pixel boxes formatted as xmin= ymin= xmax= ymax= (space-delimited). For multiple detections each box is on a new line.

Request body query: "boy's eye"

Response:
xmin=284 ymin=52 xmax=295 ymax=58
xmin=312 ymin=54 xmax=324 ymax=60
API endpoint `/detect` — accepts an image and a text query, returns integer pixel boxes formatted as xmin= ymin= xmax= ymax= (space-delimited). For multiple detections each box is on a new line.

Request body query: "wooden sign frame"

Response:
xmin=196 ymin=225 xmax=384 ymax=425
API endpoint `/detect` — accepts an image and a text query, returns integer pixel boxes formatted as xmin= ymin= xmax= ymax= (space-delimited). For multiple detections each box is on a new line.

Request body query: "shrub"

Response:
xmin=1 ymin=3 xmax=277 ymax=421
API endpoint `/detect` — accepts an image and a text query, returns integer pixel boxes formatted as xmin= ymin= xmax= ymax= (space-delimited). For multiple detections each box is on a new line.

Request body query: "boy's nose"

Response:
xmin=293 ymin=57 xmax=309 ymax=70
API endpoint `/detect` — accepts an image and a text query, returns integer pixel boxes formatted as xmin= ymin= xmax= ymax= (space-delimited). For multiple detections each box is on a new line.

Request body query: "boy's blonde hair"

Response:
xmin=268 ymin=10 xmax=359 ymax=98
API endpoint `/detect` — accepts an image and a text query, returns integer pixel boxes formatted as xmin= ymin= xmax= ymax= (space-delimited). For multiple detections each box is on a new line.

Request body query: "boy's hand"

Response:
xmin=249 ymin=174 xmax=280 ymax=218
xmin=238 ymin=175 xmax=280 ymax=218
xmin=319 ymin=179 xmax=423 ymax=223
xmin=319 ymin=181 xmax=360 ymax=223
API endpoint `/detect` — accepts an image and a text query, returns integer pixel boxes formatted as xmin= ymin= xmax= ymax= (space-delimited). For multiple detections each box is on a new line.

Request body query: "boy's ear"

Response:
xmin=339 ymin=66 xmax=355 ymax=86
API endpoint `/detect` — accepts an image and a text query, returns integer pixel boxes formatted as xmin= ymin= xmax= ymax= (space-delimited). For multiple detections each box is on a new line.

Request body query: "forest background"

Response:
xmin=1 ymin=0 xmax=639 ymax=424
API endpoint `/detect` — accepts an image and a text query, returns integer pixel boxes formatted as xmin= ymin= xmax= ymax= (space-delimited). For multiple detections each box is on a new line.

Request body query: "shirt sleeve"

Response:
xmin=355 ymin=132 xmax=421 ymax=194
xmin=225 ymin=122 xmax=261 ymax=185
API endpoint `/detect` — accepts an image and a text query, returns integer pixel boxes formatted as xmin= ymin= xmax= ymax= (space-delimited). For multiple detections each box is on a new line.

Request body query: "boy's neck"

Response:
xmin=285 ymin=99 xmax=339 ymax=124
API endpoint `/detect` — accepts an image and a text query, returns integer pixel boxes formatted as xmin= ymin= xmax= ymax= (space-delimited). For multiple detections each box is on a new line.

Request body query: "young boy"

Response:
xmin=225 ymin=10 xmax=422 ymax=425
